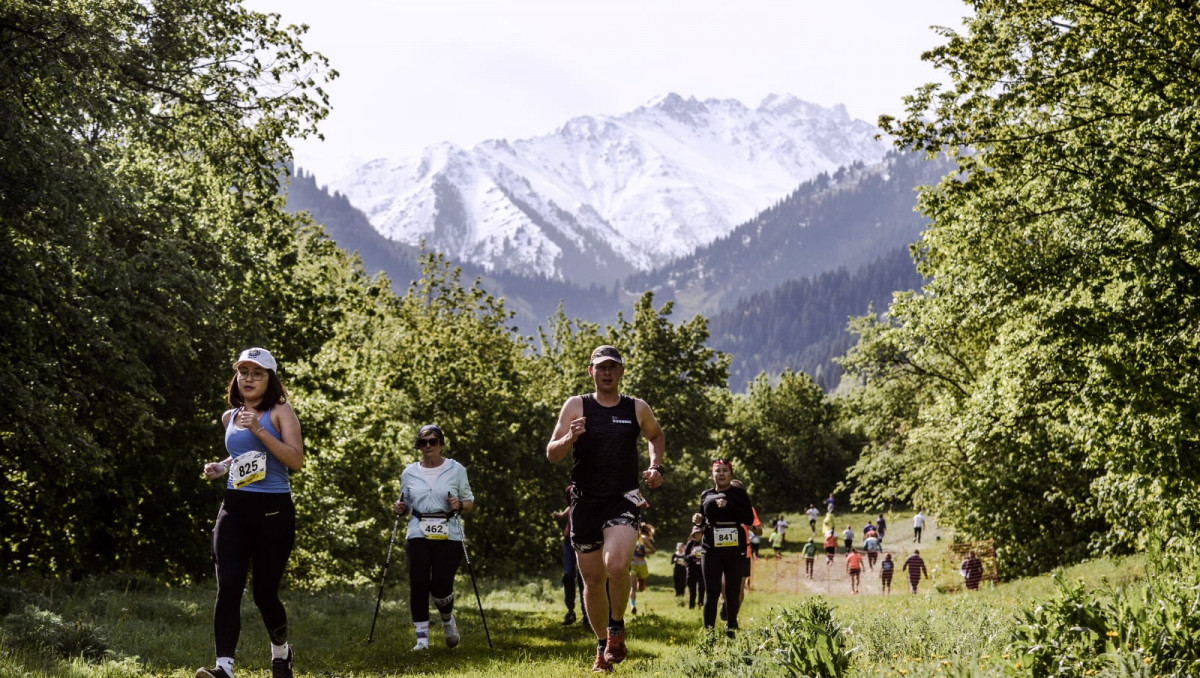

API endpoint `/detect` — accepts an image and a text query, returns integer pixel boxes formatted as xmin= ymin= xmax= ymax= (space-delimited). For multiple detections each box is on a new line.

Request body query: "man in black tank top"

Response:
xmin=547 ymin=345 xmax=665 ymax=673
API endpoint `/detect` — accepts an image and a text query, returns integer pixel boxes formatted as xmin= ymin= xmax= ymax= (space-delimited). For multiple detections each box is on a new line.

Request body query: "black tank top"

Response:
xmin=571 ymin=394 xmax=640 ymax=497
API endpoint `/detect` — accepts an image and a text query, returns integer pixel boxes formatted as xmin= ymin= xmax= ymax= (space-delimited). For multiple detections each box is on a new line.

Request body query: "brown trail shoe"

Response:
xmin=603 ymin=626 xmax=627 ymax=664
xmin=592 ymin=646 xmax=613 ymax=672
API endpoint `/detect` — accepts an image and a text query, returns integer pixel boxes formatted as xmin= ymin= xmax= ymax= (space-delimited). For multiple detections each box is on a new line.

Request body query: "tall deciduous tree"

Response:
xmin=0 ymin=0 xmax=334 ymax=578
xmin=845 ymin=0 xmax=1200 ymax=574
xmin=727 ymin=370 xmax=853 ymax=515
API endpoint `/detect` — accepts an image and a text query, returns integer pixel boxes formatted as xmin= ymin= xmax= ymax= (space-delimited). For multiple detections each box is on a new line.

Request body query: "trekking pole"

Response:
xmin=457 ymin=513 xmax=494 ymax=649
xmin=368 ymin=492 xmax=404 ymax=644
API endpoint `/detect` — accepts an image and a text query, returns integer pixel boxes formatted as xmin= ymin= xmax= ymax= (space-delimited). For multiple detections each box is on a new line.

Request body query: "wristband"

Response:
xmin=649 ymin=465 xmax=665 ymax=475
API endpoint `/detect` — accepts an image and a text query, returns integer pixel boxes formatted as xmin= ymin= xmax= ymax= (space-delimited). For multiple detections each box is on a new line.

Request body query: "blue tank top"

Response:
xmin=224 ymin=408 xmax=290 ymax=493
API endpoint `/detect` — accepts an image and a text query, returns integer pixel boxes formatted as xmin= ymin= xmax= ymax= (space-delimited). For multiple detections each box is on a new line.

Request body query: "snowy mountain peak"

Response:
xmin=330 ymin=93 xmax=889 ymax=285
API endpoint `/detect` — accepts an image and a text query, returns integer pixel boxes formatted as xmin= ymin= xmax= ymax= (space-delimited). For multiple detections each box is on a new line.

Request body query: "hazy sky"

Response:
xmin=243 ymin=0 xmax=971 ymax=180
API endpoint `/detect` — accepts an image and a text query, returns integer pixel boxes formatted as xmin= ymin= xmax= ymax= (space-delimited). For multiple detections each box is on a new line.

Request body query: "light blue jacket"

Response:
xmin=399 ymin=458 xmax=474 ymax=541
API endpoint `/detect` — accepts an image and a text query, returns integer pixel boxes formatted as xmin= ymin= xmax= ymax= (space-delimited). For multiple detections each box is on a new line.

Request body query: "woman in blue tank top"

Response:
xmin=197 ymin=348 xmax=303 ymax=678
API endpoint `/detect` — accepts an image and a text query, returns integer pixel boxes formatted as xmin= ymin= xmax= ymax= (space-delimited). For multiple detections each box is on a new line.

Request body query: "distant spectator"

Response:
xmin=824 ymin=493 xmax=836 ymax=514
xmin=671 ymin=542 xmax=688 ymax=599
xmin=902 ymin=550 xmax=930 ymax=594
xmin=823 ymin=531 xmax=837 ymax=566
xmin=880 ymin=553 xmax=894 ymax=594
xmin=913 ymin=511 xmax=925 ymax=543
xmin=962 ymin=551 xmax=984 ymax=591
xmin=862 ymin=532 xmax=880 ymax=570
xmin=846 ymin=548 xmax=863 ymax=594
xmin=769 ymin=529 xmax=783 ymax=559
xmin=802 ymin=538 xmax=817 ymax=579
xmin=684 ymin=528 xmax=705 ymax=610
xmin=806 ymin=505 xmax=820 ymax=532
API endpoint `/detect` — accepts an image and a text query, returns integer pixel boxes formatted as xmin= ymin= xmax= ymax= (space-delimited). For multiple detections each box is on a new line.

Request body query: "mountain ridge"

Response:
xmin=329 ymin=93 xmax=889 ymax=285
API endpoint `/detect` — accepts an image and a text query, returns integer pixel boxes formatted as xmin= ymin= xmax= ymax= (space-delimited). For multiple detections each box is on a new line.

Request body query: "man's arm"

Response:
xmin=635 ymin=398 xmax=665 ymax=488
xmin=546 ymin=396 xmax=584 ymax=464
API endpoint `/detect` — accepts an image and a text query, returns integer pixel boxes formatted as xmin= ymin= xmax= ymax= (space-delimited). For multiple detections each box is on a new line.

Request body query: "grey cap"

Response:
xmin=590 ymin=345 xmax=623 ymax=365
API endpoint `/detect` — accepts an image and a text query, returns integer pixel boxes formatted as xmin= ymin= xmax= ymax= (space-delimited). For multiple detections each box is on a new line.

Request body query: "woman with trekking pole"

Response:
xmin=197 ymin=348 xmax=303 ymax=678
xmin=392 ymin=424 xmax=475 ymax=651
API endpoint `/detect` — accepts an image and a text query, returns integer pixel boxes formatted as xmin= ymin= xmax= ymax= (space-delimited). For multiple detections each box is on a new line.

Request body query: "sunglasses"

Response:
xmin=417 ymin=438 xmax=441 ymax=448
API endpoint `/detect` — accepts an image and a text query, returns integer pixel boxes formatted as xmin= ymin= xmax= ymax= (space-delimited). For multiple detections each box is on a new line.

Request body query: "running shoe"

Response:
xmin=602 ymin=626 xmax=627 ymax=664
xmin=271 ymin=647 xmax=293 ymax=678
xmin=592 ymin=646 xmax=613 ymax=673
xmin=412 ymin=639 xmax=429 ymax=651
xmin=196 ymin=668 xmax=231 ymax=678
xmin=442 ymin=615 xmax=460 ymax=648
xmin=562 ymin=610 xmax=577 ymax=625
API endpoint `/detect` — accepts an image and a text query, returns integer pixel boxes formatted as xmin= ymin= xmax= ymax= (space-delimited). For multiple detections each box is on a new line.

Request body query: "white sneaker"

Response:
xmin=412 ymin=639 xmax=429 ymax=651
xmin=442 ymin=615 xmax=460 ymax=648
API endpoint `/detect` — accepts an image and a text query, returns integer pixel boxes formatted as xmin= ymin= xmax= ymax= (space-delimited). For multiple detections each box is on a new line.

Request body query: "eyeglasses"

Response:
xmin=417 ymin=438 xmax=440 ymax=448
xmin=237 ymin=369 xmax=269 ymax=381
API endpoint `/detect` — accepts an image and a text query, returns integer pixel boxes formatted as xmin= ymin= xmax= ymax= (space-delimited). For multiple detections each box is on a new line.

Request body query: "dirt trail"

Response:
xmin=745 ymin=515 xmax=942 ymax=598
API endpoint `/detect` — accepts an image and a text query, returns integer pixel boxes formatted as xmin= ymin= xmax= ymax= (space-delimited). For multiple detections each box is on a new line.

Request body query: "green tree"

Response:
xmin=845 ymin=0 xmax=1200 ymax=574
xmin=0 ymin=0 xmax=334 ymax=578
xmin=727 ymin=370 xmax=853 ymax=515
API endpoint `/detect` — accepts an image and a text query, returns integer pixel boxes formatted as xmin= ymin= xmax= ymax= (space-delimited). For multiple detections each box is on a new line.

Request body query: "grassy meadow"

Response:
xmin=0 ymin=511 xmax=1160 ymax=677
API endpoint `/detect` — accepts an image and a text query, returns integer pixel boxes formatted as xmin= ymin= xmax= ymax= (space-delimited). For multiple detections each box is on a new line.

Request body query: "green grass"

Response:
xmin=0 ymin=513 xmax=1156 ymax=677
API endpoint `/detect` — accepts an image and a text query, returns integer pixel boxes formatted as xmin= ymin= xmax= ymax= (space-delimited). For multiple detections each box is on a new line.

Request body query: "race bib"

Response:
xmin=229 ymin=451 xmax=267 ymax=489
xmin=624 ymin=488 xmax=649 ymax=508
xmin=713 ymin=527 xmax=739 ymax=548
xmin=419 ymin=517 xmax=450 ymax=540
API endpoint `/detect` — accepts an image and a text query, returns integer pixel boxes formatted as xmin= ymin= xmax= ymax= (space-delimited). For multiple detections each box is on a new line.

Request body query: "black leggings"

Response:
xmin=211 ymin=491 xmax=296 ymax=657
xmin=687 ymin=567 xmax=704 ymax=608
xmin=405 ymin=537 xmax=464 ymax=623
xmin=702 ymin=547 xmax=744 ymax=628
xmin=561 ymin=537 xmax=585 ymax=614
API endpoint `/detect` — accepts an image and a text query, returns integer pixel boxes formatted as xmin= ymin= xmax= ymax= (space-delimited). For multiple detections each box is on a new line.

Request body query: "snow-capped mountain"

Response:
xmin=331 ymin=93 xmax=888 ymax=285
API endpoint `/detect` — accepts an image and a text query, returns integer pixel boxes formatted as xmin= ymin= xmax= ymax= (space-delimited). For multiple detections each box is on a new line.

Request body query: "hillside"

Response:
xmin=710 ymin=246 xmax=925 ymax=392
xmin=626 ymin=150 xmax=950 ymax=320
xmin=284 ymin=153 xmax=949 ymax=390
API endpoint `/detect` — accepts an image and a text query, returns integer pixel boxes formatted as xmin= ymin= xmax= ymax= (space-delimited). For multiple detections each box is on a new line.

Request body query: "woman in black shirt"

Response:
xmin=698 ymin=459 xmax=755 ymax=636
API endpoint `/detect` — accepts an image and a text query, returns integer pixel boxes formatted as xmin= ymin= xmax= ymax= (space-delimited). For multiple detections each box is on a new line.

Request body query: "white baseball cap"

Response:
xmin=233 ymin=347 xmax=277 ymax=371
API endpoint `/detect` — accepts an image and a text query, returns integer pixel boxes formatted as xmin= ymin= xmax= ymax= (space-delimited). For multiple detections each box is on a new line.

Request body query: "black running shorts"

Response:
xmin=570 ymin=493 xmax=639 ymax=554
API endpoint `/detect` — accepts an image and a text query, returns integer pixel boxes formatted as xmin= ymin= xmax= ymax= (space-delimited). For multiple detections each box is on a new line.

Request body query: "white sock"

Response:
xmin=271 ymin=642 xmax=290 ymax=660
xmin=217 ymin=657 xmax=234 ymax=675
xmin=414 ymin=621 xmax=430 ymax=644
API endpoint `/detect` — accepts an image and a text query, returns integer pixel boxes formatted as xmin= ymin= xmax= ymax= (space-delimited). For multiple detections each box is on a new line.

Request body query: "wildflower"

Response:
xmin=1106 ymin=630 xmax=1118 ymax=637
xmin=1144 ymin=657 xmax=1152 ymax=664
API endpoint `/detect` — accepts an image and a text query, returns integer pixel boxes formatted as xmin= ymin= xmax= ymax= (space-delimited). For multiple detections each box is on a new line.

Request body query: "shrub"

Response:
xmin=761 ymin=598 xmax=853 ymax=677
